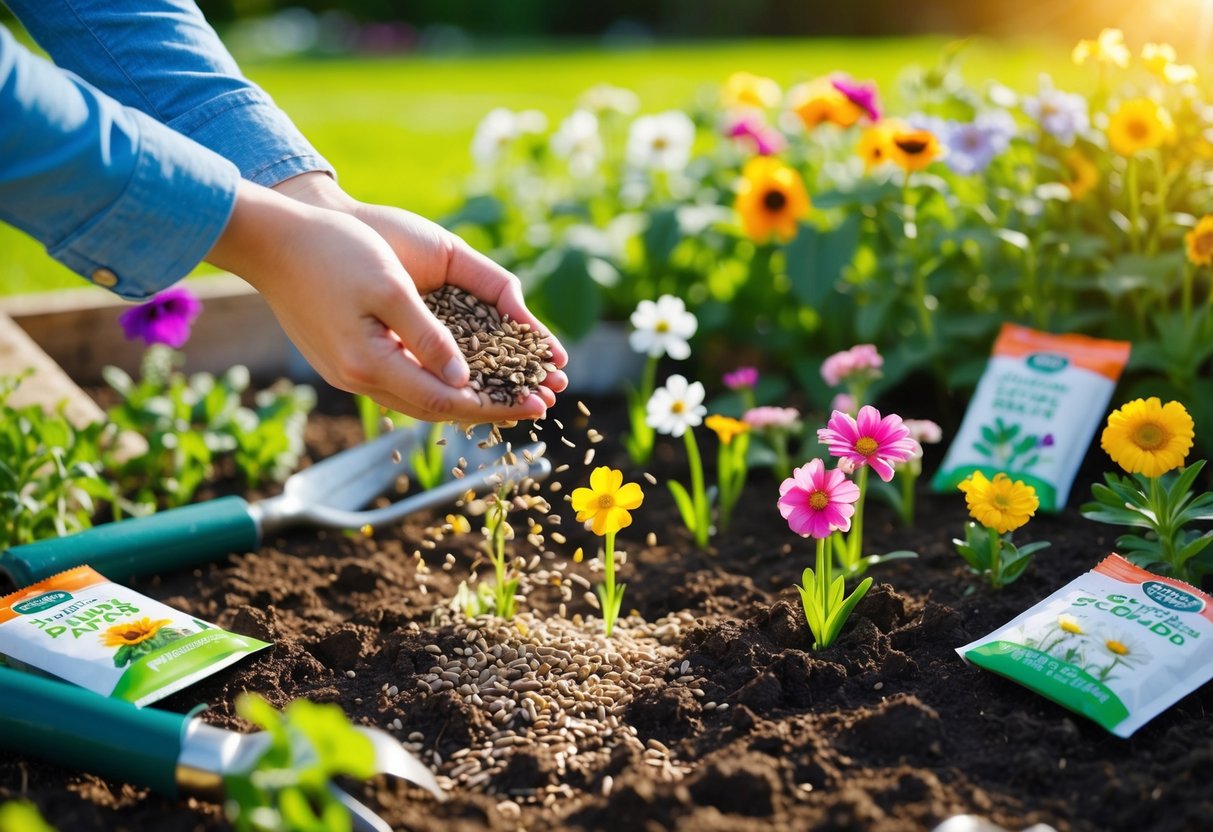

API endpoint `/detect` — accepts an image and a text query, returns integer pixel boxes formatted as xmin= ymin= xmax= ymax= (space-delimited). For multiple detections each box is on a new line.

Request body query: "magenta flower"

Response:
xmin=118 ymin=286 xmax=202 ymax=349
xmin=817 ymin=405 xmax=919 ymax=483
xmin=777 ymin=459 xmax=860 ymax=539
xmin=726 ymin=114 xmax=786 ymax=156
xmin=831 ymin=74 xmax=881 ymax=122
xmin=723 ymin=366 xmax=759 ymax=391
xmin=820 ymin=344 xmax=883 ymax=387
xmin=830 ymin=392 xmax=856 ymax=416
xmin=743 ymin=406 xmax=800 ymax=429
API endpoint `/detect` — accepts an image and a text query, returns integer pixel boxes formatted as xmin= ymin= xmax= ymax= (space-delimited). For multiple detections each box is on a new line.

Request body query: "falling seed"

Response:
xmin=391 ymin=449 xmax=402 ymax=464
xmin=646 ymin=532 xmax=657 ymax=546
xmin=530 ymin=431 xmax=539 ymax=442
xmin=573 ymin=547 xmax=583 ymax=563
xmin=577 ymin=401 xmax=591 ymax=417
xmin=360 ymin=524 xmax=373 ymax=537
xmin=583 ymin=449 xmax=595 ymax=465
xmin=560 ymin=437 xmax=576 ymax=448
xmin=555 ymin=463 xmax=570 ymax=473
xmin=643 ymin=472 xmax=657 ymax=485
xmin=379 ymin=416 xmax=394 ymax=434
xmin=549 ymin=482 xmax=563 ymax=493
xmin=346 ymin=670 xmax=357 ymax=678
xmin=554 ymin=419 xmax=564 ymax=429
xmin=437 ymin=438 xmax=448 ymax=446
xmin=452 ymin=467 xmax=465 ymax=479
xmin=551 ymin=532 xmax=567 ymax=545
xmin=458 ymin=456 xmax=468 ymax=469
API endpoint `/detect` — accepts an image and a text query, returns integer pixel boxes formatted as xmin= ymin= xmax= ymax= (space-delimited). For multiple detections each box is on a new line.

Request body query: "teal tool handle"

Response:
xmin=0 ymin=665 xmax=188 ymax=795
xmin=0 ymin=496 xmax=260 ymax=587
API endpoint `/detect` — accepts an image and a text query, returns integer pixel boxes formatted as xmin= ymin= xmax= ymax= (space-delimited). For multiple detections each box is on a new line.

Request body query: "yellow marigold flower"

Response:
xmin=1106 ymin=98 xmax=1174 ymax=157
xmin=1141 ymin=43 xmax=1198 ymax=85
xmin=856 ymin=124 xmax=894 ymax=172
xmin=734 ymin=156 xmax=811 ymax=242
xmin=1101 ymin=397 xmax=1194 ymax=477
xmin=1062 ymin=150 xmax=1099 ymax=200
xmin=571 ymin=466 xmax=644 ymax=536
xmin=958 ymin=471 xmax=1039 ymax=534
xmin=788 ymin=78 xmax=864 ymax=130
xmin=101 ymin=617 xmax=172 ymax=648
xmin=705 ymin=414 xmax=750 ymax=445
xmin=1186 ymin=215 xmax=1213 ymax=266
xmin=1072 ymin=28 xmax=1131 ymax=68
xmin=888 ymin=127 xmax=941 ymax=173
xmin=722 ymin=71 xmax=782 ymax=110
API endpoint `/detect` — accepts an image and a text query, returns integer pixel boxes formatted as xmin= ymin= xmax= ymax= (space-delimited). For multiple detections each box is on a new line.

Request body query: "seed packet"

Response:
xmin=0 ymin=566 xmax=269 ymax=707
xmin=957 ymin=554 xmax=1213 ymax=737
xmin=931 ymin=323 xmax=1131 ymax=510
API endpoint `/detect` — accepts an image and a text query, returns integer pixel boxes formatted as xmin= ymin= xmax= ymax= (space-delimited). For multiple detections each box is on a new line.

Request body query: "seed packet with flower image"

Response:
xmin=958 ymin=554 xmax=1213 ymax=737
xmin=932 ymin=323 xmax=1131 ymax=510
xmin=0 ymin=566 xmax=269 ymax=706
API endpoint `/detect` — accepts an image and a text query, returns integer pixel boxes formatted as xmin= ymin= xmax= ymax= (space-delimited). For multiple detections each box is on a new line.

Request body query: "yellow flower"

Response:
xmin=1062 ymin=150 xmax=1099 ymax=200
xmin=856 ymin=124 xmax=894 ymax=172
xmin=1101 ymin=397 xmax=1194 ymax=477
xmin=958 ymin=471 xmax=1039 ymax=534
xmin=1186 ymin=215 xmax=1213 ymax=266
xmin=1106 ymin=98 xmax=1174 ymax=157
xmin=788 ymin=78 xmax=864 ymax=130
xmin=734 ymin=156 xmax=811 ymax=242
xmin=722 ymin=71 xmax=782 ymax=110
xmin=705 ymin=414 xmax=750 ymax=446
xmin=888 ymin=127 xmax=941 ymax=173
xmin=571 ymin=467 xmax=644 ymax=536
xmin=1072 ymin=29 xmax=1131 ymax=68
xmin=1058 ymin=615 xmax=1084 ymax=635
xmin=1141 ymin=43 xmax=1197 ymax=85
xmin=101 ymin=617 xmax=172 ymax=648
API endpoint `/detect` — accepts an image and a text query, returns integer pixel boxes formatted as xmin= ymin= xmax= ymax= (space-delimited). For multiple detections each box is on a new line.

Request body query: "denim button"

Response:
xmin=91 ymin=267 xmax=118 ymax=287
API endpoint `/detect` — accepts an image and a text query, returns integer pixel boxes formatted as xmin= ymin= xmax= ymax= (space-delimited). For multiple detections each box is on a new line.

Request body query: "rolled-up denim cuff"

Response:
xmin=49 ymin=110 xmax=240 ymax=300
xmin=167 ymin=87 xmax=335 ymax=187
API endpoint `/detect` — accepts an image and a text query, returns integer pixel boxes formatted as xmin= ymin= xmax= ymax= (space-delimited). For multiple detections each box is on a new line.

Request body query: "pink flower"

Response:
xmin=777 ymin=459 xmax=860 ymax=539
xmin=817 ymin=405 xmax=918 ymax=482
xmin=723 ymin=366 xmax=759 ymax=390
xmin=820 ymin=344 xmax=883 ymax=387
xmin=830 ymin=393 xmax=856 ymax=415
xmin=903 ymin=419 xmax=942 ymax=445
xmin=831 ymin=74 xmax=882 ymax=123
xmin=726 ymin=114 xmax=786 ymax=156
xmin=743 ymin=406 xmax=801 ymax=430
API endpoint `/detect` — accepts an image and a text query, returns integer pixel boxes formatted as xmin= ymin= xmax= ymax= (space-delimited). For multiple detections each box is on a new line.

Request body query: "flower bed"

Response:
xmin=2 ymin=392 xmax=1210 ymax=831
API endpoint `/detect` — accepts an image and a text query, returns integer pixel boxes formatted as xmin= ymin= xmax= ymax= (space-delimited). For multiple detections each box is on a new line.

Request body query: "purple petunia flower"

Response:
xmin=1021 ymin=80 xmax=1089 ymax=145
xmin=118 ymin=286 xmax=203 ymax=349
xmin=939 ymin=111 xmax=1017 ymax=175
xmin=723 ymin=366 xmax=759 ymax=390
xmin=726 ymin=114 xmax=785 ymax=156
xmin=831 ymin=74 xmax=881 ymax=122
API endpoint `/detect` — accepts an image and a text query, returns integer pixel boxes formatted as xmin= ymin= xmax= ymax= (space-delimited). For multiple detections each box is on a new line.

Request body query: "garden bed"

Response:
xmin=2 ymin=391 xmax=1209 ymax=832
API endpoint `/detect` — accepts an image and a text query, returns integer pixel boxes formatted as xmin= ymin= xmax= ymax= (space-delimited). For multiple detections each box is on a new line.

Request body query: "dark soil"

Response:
xmin=3 ymin=391 xmax=1211 ymax=832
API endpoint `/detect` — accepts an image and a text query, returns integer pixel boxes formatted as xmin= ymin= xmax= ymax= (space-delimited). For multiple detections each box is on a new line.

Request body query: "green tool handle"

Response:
xmin=0 ymin=496 xmax=260 ymax=587
xmin=0 ymin=666 xmax=188 ymax=795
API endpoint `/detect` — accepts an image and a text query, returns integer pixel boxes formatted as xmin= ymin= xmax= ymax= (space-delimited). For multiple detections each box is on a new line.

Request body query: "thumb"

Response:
xmin=379 ymin=277 xmax=468 ymax=387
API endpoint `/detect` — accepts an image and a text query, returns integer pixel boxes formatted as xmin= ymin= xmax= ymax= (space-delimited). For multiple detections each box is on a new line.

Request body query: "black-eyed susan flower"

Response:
xmin=1062 ymin=150 xmax=1099 ymax=200
xmin=734 ymin=156 xmax=811 ymax=242
xmin=958 ymin=471 xmax=1039 ymax=534
xmin=1106 ymin=98 xmax=1173 ymax=157
xmin=1100 ymin=397 xmax=1194 ymax=477
xmin=888 ymin=126 xmax=942 ymax=173
xmin=856 ymin=124 xmax=894 ymax=172
xmin=1186 ymin=215 xmax=1213 ymax=266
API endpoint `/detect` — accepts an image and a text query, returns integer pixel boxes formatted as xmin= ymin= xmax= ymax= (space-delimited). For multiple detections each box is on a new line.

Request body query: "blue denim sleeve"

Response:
xmin=0 ymin=24 xmax=239 ymax=299
xmin=6 ymin=0 xmax=334 ymax=187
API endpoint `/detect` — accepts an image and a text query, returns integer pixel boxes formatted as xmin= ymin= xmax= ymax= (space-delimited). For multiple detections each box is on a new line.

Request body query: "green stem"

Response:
xmin=817 ymin=535 xmax=830 ymax=628
xmin=1148 ymin=475 xmax=1175 ymax=570
xmin=988 ymin=525 xmax=1004 ymax=589
xmin=602 ymin=529 xmax=617 ymax=636
xmin=1127 ymin=157 xmax=1141 ymax=255
xmin=771 ymin=430 xmax=791 ymax=482
xmin=847 ymin=465 xmax=868 ymax=573
xmin=1182 ymin=261 xmax=1194 ymax=328
xmin=684 ymin=428 xmax=710 ymax=547
xmin=1148 ymin=154 xmax=1169 ymax=258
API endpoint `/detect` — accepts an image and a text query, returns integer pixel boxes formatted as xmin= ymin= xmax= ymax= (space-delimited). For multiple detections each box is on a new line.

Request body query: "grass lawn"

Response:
xmin=0 ymin=36 xmax=1080 ymax=296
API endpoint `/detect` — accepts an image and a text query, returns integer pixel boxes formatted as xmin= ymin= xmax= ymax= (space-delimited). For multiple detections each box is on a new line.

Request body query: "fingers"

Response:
xmin=374 ymin=272 xmax=470 ymax=388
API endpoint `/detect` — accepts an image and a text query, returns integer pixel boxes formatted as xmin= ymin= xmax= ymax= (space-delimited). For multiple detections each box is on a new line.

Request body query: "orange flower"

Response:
xmin=734 ymin=157 xmax=811 ymax=242
xmin=788 ymin=79 xmax=864 ymax=130
xmin=856 ymin=124 xmax=895 ymax=172
xmin=888 ymin=127 xmax=941 ymax=172
xmin=1186 ymin=215 xmax=1213 ymax=266
xmin=705 ymin=414 xmax=750 ymax=446
xmin=1062 ymin=150 xmax=1099 ymax=200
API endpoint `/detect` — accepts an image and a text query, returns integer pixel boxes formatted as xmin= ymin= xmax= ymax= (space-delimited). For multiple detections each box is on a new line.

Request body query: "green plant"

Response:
xmin=104 ymin=347 xmax=314 ymax=508
xmin=0 ymin=374 xmax=116 ymax=550
xmin=225 ymin=694 xmax=377 ymax=832
xmin=0 ymin=800 xmax=55 ymax=832
xmin=955 ymin=470 xmax=1051 ymax=588
xmin=481 ymin=483 xmax=519 ymax=620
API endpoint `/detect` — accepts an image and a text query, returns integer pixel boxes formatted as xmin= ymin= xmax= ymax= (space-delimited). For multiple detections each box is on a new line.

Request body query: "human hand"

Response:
xmin=205 ymin=181 xmax=558 ymax=424
xmin=270 ymin=172 xmax=568 ymax=410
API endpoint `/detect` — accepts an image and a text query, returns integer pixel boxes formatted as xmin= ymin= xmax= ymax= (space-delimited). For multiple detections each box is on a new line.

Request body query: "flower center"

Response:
xmin=1060 ymin=619 xmax=1083 ymax=635
xmin=1106 ymin=639 xmax=1129 ymax=655
xmin=1132 ymin=422 xmax=1168 ymax=450
xmin=762 ymin=189 xmax=788 ymax=212
xmin=1195 ymin=232 xmax=1213 ymax=257
xmin=854 ymin=436 xmax=879 ymax=456
xmin=1126 ymin=118 xmax=1149 ymax=141
xmin=652 ymin=136 xmax=669 ymax=151
xmin=597 ymin=494 xmax=616 ymax=510
xmin=671 ymin=401 xmax=686 ymax=414
xmin=808 ymin=490 xmax=829 ymax=510
xmin=895 ymin=137 xmax=929 ymax=155
xmin=655 ymin=320 xmax=671 ymax=333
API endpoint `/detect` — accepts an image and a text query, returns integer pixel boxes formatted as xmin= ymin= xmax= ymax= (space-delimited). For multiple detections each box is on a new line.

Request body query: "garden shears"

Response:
xmin=0 ymin=664 xmax=443 ymax=832
xmin=0 ymin=423 xmax=551 ymax=588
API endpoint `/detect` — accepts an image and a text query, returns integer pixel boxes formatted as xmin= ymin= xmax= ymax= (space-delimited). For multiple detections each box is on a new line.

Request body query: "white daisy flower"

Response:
xmin=628 ymin=295 xmax=698 ymax=359
xmin=646 ymin=374 xmax=706 ymax=437
xmin=471 ymin=108 xmax=548 ymax=166
xmin=551 ymin=110 xmax=603 ymax=178
xmin=626 ymin=111 xmax=695 ymax=172
xmin=580 ymin=83 xmax=640 ymax=116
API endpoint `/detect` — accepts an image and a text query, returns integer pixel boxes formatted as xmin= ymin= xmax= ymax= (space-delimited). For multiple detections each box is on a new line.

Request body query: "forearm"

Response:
xmin=7 ymin=0 xmax=333 ymax=186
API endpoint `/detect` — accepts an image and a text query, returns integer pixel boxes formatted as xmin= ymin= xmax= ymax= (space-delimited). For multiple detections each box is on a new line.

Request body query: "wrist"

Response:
xmin=271 ymin=171 xmax=356 ymax=212
xmin=205 ymin=180 xmax=311 ymax=287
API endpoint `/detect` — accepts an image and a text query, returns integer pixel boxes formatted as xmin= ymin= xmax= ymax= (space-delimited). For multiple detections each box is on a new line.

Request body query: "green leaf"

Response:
xmin=667 ymin=480 xmax=697 ymax=532
xmin=527 ymin=248 xmax=602 ymax=341
xmin=823 ymin=576 xmax=873 ymax=647
xmin=785 ymin=214 xmax=860 ymax=307
xmin=643 ymin=207 xmax=682 ymax=267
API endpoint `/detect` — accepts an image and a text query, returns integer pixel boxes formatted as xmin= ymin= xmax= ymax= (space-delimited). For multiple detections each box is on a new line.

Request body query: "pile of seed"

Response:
xmin=389 ymin=608 xmax=711 ymax=806
xmin=425 ymin=285 xmax=556 ymax=405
